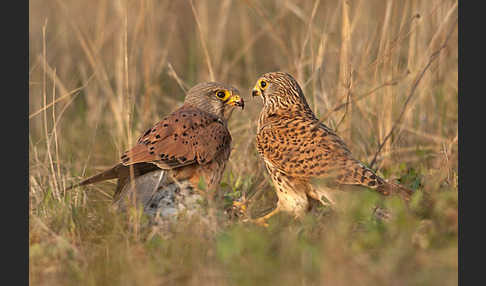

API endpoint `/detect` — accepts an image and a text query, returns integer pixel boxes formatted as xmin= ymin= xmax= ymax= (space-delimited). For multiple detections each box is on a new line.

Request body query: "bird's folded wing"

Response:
xmin=256 ymin=119 xmax=357 ymax=179
xmin=194 ymin=120 xmax=232 ymax=165
xmin=121 ymin=105 xmax=230 ymax=169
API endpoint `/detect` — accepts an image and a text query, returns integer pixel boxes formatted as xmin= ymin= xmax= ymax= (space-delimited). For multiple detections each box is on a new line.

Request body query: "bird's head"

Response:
xmin=185 ymin=82 xmax=244 ymax=121
xmin=251 ymin=72 xmax=309 ymax=111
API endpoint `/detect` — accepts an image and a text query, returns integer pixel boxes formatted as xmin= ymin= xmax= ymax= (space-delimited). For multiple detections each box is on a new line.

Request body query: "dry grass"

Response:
xmin=29 ymin=0 xmax=458 ymax=285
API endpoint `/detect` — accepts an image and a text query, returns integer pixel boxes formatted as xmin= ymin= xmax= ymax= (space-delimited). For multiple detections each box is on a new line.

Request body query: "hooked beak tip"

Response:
xmin=228 ymin=95 xmax=244 ymax=110
xmin=236 ymin=99 xmax=244 ymax=109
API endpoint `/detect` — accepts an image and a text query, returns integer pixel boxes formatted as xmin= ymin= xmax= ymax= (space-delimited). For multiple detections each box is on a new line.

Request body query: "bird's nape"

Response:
xmin=185 ymin=82 xmax=244 ymax=120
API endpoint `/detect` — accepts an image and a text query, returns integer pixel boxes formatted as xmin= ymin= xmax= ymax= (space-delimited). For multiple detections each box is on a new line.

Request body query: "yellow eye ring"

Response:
xmin=216 ymin=90 xmax=230 ymax=100
xmin=259 ymin=80 xmax=267 ymax=89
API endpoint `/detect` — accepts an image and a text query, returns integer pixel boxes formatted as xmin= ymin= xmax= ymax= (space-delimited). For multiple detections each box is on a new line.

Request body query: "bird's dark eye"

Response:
xmin=216 ymin=91 xmax=226 ymax=99
xmin=260 ymin=80 xmax=267 ymax=89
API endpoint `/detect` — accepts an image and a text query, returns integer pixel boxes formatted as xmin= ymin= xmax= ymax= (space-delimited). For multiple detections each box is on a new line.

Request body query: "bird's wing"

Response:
xmin=193 ymin=119 xmax=232 ymax=165
xmin=121 ymin=105 xmax=231 ymax=169
xmin=257 ymin=117 xmax=370 ymax=181
xmin=257 ymin=117 xmax=415 ymax=199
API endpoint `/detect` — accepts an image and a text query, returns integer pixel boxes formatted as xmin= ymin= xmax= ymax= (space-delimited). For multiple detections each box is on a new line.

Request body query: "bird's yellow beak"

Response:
xmin=226 ymin=94 xmax=245 ymax=109
xmin=252 ymin=84 xmax=262 ymax=97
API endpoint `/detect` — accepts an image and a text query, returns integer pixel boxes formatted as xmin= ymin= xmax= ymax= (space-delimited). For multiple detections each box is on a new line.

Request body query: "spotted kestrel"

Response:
xmin=68 ymin=82 xmax=244 ymax=208
xmin=251 ymin=72 xmax=414 ymax=221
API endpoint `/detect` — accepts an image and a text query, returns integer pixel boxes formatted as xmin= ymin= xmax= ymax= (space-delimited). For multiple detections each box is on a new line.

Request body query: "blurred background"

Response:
xmin=30 ymin=0 xmax=457 ymax=285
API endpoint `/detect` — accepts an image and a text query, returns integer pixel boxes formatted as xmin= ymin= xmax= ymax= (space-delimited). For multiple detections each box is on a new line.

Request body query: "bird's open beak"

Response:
xmin=226 ymin=94 xmax=245 ymax=109
xmin=252 ymin=85 xmax=262 ymax=97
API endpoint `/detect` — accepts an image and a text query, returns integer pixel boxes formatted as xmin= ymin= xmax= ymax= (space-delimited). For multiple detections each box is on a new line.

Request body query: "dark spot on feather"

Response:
xmin=155 ymin=135 xmax=161 ymax=139
xmin=360 ymin=176 xmax=366 ymax=183
xmin=370 ymin=174 xmax=376 ymax=179
xmin=163 ymin=123 xmax=168 ymax=127
xmin=149 ymin=151 xmax=154 ymax=155
xmin=368 ymin=181 xmax=376 ymax=186
xmin=151 ymin=129 xmax=156 ymax=133
xmin=180 ymin=157 xmax=186 ymax=162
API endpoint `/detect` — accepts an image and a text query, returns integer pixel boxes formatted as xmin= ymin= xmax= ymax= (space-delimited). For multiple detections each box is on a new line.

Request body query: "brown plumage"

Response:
xmin=68 ymin=82 xmax=244 ymax=203
xmin=251 ymin=72 xmax=414 ymax=219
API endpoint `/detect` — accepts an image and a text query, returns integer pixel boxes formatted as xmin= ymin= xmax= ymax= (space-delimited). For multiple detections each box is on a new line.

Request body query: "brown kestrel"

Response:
xmin=250 ymin=71 xmax=414 ymax=221
xmin=68 ymin=82 xmax=244 ymax=208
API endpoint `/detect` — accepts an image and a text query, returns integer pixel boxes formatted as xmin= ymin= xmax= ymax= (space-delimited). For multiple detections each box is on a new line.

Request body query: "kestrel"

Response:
xmin=68 ymin=82 xmax=244 ymax=210
xmin=250 ymin=72 xmax=414 ymax=221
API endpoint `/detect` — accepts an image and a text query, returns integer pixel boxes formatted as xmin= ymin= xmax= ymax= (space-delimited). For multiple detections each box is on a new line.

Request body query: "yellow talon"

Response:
xmin=253 ymin=217 xmax=269 ymax=227
xmin=232 ymin=200 xmax=247 ymax=211
xmin=226 ymin=199 xmax=250 ymax=221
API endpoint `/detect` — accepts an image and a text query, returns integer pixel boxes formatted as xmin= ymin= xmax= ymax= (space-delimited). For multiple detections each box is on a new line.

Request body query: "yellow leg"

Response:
xmin=252 ymin=205 xmax=280 ymax=227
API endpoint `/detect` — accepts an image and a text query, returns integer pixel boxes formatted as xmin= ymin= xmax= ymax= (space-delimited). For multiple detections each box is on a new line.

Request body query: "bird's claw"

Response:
xmin=226 ymin=199 xmax=250 ymax=221
xmin=252 ymin=217 xmax=269 ymax=227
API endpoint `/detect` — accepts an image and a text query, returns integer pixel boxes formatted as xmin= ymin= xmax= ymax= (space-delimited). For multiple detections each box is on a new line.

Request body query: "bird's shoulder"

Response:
xmin=258 ymin=112 xmax=350 ymax=150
